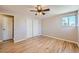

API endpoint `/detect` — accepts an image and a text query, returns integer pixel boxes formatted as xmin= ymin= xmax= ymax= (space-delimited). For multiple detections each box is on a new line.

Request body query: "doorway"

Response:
xmin=1 ymin=14 xmax=14 ymax=41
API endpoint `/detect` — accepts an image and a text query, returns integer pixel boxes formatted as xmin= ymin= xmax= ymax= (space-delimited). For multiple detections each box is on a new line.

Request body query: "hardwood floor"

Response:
xmin=0 ymin=36 xmax=79 ymax=53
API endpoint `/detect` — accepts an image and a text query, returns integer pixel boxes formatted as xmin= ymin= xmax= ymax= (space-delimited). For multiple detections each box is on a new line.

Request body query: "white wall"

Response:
xmin=42 ymin=12 xmax=78 ymax=42
xmin=14 ymin=14 xmax=27 ymax=42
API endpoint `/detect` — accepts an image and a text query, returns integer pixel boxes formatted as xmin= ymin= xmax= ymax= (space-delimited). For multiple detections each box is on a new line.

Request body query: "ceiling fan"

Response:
xmin=30 ymin=5 xmax=50 ymax=15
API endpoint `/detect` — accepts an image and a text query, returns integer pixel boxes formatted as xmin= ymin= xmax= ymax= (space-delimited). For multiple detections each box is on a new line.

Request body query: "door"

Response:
xmin=2 ymin=15 xmax=13 ymax=40
xmin=26 ymin=18 xmax=41 ymax=38
xmin=2 ymin=16 xmax=8 ymax=40
xmin=33 ymin=19 xmax=39 ymax=36
xmin=26 ymin=19 xmax=33 ymax=38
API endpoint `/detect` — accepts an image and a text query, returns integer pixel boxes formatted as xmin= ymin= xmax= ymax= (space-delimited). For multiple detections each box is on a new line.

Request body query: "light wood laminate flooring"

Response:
xmin=0 ymin=36 xmax=79 ymax=53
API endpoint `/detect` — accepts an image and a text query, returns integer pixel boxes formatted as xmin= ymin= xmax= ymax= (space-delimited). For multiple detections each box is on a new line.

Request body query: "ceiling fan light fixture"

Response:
xmin=30 ymin=5 xmax=50 ymax=15
xmin=35 ymin=12 xmax=42 ymax=15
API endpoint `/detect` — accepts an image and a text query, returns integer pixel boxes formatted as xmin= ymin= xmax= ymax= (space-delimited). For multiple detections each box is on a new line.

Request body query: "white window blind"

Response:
xmin=62 ymin=15 xmax=76 ymax=26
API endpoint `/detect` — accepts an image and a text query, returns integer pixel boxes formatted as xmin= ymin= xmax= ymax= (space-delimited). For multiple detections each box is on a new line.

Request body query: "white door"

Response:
xmin=2 ymin=15 xmax=13 ymax=40
xmin=26 ymin=18 xmax=41 ymax=38
xmin=26 ymin=19 xmax=33 ymax=38
xmin=2 ymin=16 xmax=8 ymax=40
xmin=33 ymin=19 xmax=39 ymax=36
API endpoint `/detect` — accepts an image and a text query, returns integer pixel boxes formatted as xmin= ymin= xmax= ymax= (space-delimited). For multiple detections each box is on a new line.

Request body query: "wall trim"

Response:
xmin=14 ymin=38 xmax=27 ymax=43
xmin=42 ymin=35 xmax=78 ymax=45
xmin=14 ymin=35 xmax=42 ymax=43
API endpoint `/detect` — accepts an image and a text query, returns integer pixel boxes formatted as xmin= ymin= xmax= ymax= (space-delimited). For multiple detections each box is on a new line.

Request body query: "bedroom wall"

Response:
xmin=14 ymin=14 xmax=27 ymax=42
xmin=42 ymin=11 xmax=78 ymax=42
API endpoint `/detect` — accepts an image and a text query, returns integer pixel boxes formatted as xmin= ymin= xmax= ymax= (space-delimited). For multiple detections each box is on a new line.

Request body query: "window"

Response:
xmin=62 ymin=16 xmax=76 ymax=26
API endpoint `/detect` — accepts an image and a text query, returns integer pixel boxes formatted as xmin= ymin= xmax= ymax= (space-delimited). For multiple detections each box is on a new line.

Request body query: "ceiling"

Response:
xmin=0 ymin=5 xmax=79 ymax=19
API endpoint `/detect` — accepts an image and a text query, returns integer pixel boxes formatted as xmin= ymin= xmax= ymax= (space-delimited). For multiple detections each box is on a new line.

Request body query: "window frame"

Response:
xmin=62 ymin=15 xmax=77 ymax=27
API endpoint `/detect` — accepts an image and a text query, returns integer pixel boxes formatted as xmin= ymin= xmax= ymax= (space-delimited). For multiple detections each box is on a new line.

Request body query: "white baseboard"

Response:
xmin=14 ymin=38 xmax=27 ymax=43
xmin=42 ymin=35 xmax=78 ymax=44
xmin=14 ymin=35 xmax=42 ymax=43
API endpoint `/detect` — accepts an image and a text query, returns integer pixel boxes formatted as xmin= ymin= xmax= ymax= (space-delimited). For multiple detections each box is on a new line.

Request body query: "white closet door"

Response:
xmin=33 ymin=19 xmax=39 ymax=36
xmin=26 ymin=18 xmax=41 ymax=38
xmin=8 ymin=16 xmax=13 ymax=39
xmin=26 ymin=19 xmax=33 ymax=38
xmin=2 ymin=16 xmax=9 ymax=40
xmin=2 ymin=16 xmax=13 ymax=40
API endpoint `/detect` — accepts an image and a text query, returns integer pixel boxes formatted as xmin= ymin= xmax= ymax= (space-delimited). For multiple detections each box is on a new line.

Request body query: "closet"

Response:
xmin=26 ymin=18 xmax=41 ymax=38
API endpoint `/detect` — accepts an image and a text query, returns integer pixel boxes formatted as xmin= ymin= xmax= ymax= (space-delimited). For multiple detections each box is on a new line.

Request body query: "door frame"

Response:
xmin=1 ymin=14 xmax=14 ymax=41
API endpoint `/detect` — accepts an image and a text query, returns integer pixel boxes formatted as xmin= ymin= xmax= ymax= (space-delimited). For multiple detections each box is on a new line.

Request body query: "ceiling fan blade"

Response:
xmin=43 ymin=9 xmax=50 ymax=11
xmin=30 ymin=10 xmax=37 ymax=12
